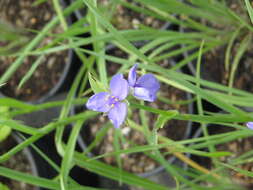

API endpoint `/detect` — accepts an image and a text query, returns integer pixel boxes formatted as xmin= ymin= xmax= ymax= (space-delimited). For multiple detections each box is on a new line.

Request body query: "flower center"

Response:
xmin=107 ymin=95 xmax=120 ymax=108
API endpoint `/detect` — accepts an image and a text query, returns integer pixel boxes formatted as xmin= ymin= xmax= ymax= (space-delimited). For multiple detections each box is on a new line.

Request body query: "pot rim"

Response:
xmin=6 ymin=132 xmax=40 ymax=190
xmin=0 ymin=0 xmax=73 ymax=104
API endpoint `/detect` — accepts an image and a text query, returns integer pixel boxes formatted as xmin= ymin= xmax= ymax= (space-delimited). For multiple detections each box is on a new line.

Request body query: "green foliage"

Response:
xmin=1 ymin=0 xmax=253 ymax=190
xmin=88 ymin=72 xmax=108 ymax=93
xmin=245 ymin=0 xmax=253 ymax=24
xmin=0 ymin=125 xmax=11 ymax=142
xmin=0 ymin=21 xmax=28 ymax=55
xmin=154 ymin=110 xmax=178 ymax=130
xmin=0 ymin=183 xmax=10 ymax=190
xmin=0 ymin=106 xmax=11 ymax=142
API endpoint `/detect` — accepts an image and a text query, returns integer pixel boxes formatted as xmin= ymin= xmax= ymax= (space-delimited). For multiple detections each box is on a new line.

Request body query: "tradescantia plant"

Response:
xmin=2 ymin=0 xmax=253 ymax=190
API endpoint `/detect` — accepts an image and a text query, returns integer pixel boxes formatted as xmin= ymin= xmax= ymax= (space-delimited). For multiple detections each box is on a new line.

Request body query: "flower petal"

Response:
xmin=86 ymin=92 xmax=111 ymax=112
xmin=247 ymin=122 xmax=253 ymax=130
xmin=109 ymin=73 xmax=129 ymax=100
xmin=133 ymin=87 xmax=157 ymax=102
xmin=128 ymin=64 xmax=138 ymax=87
xmin=136 ymin=73 xmax=160 ymax=93
xmin=108 ymin=102 xmax=127 ymax=128
xmin=134 ymin=73 xmax=160 ymax=102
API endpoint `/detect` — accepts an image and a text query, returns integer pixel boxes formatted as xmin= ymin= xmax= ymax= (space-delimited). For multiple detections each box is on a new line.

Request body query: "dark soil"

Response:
xmin=0 ymin=135 xmax=37 ymax=190
xmin=184 ymin=1 xmax=253 ymax=188
xmin=191 ymin=123 xmax=253 ymax=189
xmin=200 ymin=46 xmax=227 ymax=84
xmin=193 ymin=0 xmax=253 ymax=92
xmin=211 ymin=124 xmax=253 ymax=189
xmin=228 ymin=0 xmax=249 ymax=20
xmin=98 ymin=0 xmax=167 ymax=30
xmin=106 ymin=47 xmax=127 ymax=76
xmin=200 ymin=42 xmax=253 ymax=94
xmin=217 ymin=135 xmax=253 ymax=189
xmin=0 ymin=0 xmax=68 ymax=101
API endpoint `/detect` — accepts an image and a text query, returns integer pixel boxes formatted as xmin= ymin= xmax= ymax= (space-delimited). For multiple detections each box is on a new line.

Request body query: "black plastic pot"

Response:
xmin=0 ymin=133 xmax=39 ymax=190
xmin=76 ymin=111 xmax=192 ymax=189
xmin=35 ymin=48 xmax=75 ymax=104
xmin=14 ymin=93 xmax=99 ymax=189
xmin=0 ymin=0 xmax=77 ymax=104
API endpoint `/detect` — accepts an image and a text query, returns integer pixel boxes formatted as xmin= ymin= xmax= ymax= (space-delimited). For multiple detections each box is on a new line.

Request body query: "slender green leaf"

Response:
xmin=154 ymin=110 xmax=178 ymax=130
xmin=245 ymin=0 xmax=253 ymax=24
xmin=0 ymin=166 xmax=59 ymax=189
xmin=18 ymin=55 xmax=45 ymax=89
xmin=74 ymin=153 xmax=169 ymax=190
xmin=88 ymin=72 xmax=108 ymax=93
xmin=60 ymin=120 xmax=84 ymax=188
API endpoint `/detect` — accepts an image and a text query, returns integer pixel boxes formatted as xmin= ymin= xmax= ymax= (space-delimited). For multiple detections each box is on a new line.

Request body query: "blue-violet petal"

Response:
xmin=246 ymin=122 xmax=253 ymax=130
xmin=134 ymin=87 xmax=156 ymax=102
xmin=136 ymin=73 xmax=160 ymax=93
xmin=110 ymin=73 xmax=129 ymax=100
xmin=108 ymin=102 xmax=127 ymax=128
xmin=128 ymin=64 xmax=138 ymax=87
xmin=86 ymin=92 xmax=111 ymax=112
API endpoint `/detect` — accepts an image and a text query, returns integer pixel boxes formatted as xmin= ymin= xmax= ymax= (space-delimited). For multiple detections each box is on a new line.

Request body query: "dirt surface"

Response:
xmin=0 ymin=135 xmax=37 ymax=190
xmin=98 ymin=0 xmax=167 ymax=30
xmin=194 ymin=0 xmax=253 ymax=93
xmin=217 ymin=135 xmax=253 ymax=189
xmin=0 ymin=0 xmax=68 ymax=101
xmin=184 ymin=1 xmax=253 ymax=188
xmin=200 ymin=42 xmax=253 ymax=94
xmin=192 ymin=124 xmax=253 ymax=189
xmin=211 ymin=124 xmax=253 ymax=189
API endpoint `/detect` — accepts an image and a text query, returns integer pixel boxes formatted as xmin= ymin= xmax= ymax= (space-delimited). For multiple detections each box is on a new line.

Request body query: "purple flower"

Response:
xmin=246 ymin=122 xmax=253 ymax=130
xmin=86 ymin=74 xmax=129 ymax=128
xmin=128 ymin=64 xmax=160 ymax=102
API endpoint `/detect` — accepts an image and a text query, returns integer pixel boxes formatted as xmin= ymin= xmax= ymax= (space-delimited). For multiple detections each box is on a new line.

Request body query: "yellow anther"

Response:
xmin=111 ymin=104 xmax=115 ymax=108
